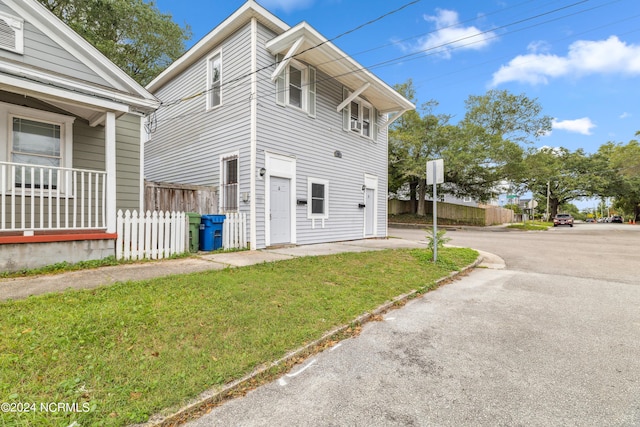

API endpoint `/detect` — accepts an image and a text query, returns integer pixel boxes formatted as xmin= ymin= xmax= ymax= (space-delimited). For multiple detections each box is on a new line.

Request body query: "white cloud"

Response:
xmin=413 ymin=9 xmax=497 ymax=59
xmin=259 ymin=0 xmax=314 ymax=13
xmin=552 ymin=118 xmax=596 ymax=135
xmin=491 ymin=36 xmax=640 ymax=86
xmin=620 ymin=112 xmax=631 ymax=119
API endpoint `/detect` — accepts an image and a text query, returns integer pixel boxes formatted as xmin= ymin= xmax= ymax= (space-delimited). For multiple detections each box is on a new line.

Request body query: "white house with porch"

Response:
xmin=0 ymin=0 xmax=159 ymax=271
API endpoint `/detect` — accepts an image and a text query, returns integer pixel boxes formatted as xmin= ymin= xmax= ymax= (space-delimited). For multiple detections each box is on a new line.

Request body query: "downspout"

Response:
xmin=250 ymin=17 xmax=257 ymax=250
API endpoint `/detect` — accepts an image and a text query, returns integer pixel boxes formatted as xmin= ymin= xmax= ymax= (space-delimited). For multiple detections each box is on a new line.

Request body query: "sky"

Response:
xmin=154 ymin=0 xmax=640 ymax=208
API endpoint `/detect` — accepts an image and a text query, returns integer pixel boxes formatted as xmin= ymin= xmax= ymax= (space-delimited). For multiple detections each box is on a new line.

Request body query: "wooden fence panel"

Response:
xmin=145 ymin=181 xmax=217 ymax=215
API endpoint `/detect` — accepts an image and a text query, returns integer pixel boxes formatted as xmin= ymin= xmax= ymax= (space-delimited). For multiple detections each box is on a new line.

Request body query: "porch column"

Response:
xmin=105 ymin=112 xmax=117 ymax=233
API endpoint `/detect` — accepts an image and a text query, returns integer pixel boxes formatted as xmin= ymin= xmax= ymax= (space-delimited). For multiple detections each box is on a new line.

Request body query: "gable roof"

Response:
xmin=147 ymin=0 xmax=414 ymax=115
xmin=0 ymin=0 xmax=159 ymax=123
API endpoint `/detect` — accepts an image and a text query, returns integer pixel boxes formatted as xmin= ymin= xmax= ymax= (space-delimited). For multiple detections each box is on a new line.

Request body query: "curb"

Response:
xmin=138 ymin=254 xmax=483 ymax=427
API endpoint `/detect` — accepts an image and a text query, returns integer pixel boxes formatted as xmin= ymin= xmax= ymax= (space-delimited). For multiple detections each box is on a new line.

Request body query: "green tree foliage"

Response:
xmin=38 ymin=0 xmax=191 ymax=86
xmin=389 ymin=85 xmax=551 ymax=214
xmin=594 ymin=139 xmax=640 ymax=221
xmin=522 ymin=147 xmax=593 ymax=218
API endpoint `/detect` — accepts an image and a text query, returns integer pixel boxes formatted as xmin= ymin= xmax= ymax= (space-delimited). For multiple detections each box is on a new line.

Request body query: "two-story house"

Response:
xmin=144 ymin=0 xmax=414 ymax=249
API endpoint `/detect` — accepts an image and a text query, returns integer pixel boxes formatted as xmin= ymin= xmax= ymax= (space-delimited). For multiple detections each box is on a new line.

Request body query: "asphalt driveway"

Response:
xmin=185 ymin=224 xmax=640 ymax=426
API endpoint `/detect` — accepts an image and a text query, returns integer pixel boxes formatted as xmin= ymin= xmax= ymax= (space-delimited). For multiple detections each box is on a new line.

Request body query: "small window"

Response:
xmin=221 ymin=155 xmax=238 ymax=212
xmin=307 ymin=178 xmax=329 ymax=219
xmin=207 ymin=52 xmax=222 ymax=109
xmin=12 ymin=118 xmax=61 ymax=189
xmin=275 ymin=56 xmax=316 ymax=117
xmin=342 ymin=90 xmax=377 ymax=140
xmin=288 ymin=64 xmax=303 ymax=108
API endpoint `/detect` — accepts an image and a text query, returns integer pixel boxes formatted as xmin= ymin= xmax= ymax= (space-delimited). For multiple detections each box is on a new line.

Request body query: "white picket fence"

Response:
xmin=116 ymin=210 xmax=187 ymax=261
xmin=223 ymin=212 xmax=247 ymax=250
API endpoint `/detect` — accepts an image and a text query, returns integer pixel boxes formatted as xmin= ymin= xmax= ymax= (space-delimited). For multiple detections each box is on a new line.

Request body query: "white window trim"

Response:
xmin=219 ymin=151 xmax=239 ymax=213
xmin=307 ymin=177 xmax=329 ymax=220
xmin=0 ymin=102 xmax=74 ymax=193
xmin=0 ymin=11 xmax=24 ymax=54
xmin=343 ymin=90 xmax=377 ymax=140
xmin=206 ymin=50 xmax=222 ymax=110
xmin=275 ymin=55 xmax=316 ymax=117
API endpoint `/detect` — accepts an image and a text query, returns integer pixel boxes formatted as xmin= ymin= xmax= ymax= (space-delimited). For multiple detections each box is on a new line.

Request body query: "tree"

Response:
xmin=38 ymin=0 xmax=192 ymax=86
xmin=522 ymin=147 xmax=593 ymax=218
xmin=389 ymin=80 xmax=452 ymax=214
xmin=595 ymin=139 xmax=640 ymax=221
xmin=390 ymin=87 xmax=550 ymax=214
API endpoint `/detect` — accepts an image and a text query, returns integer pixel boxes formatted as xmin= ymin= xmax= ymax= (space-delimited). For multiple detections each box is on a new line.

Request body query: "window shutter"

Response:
xmin=275 ymin=54 xmax=286 ymax=106
xmin=373 ymin=108 xmax=379 ymax=142
xmin=308 ymin=66 xmax=316 ymax=117
xmin=342 ymin=87 xmax=350 ymax=131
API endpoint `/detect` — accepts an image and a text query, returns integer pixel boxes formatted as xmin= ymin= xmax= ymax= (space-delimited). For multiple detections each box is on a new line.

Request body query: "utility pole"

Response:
xmin=546 ymin=181 xmax=550 ymax=221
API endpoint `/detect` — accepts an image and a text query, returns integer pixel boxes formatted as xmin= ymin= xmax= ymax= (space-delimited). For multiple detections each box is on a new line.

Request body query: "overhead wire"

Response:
xmin=150 ymin=0 xmax=618 ymax=126
xmin=158 ymin=0 xmax=423 ymax=109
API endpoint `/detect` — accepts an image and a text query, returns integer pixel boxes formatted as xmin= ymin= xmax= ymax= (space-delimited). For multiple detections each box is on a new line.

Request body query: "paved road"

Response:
xmin=186 ymin=223 xmax=640 ymax=426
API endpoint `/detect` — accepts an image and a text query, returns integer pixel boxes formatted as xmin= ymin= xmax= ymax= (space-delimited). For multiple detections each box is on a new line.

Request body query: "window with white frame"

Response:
xmin=1 ymin=103 xmax=74 ymax=192
xmin=343 ymin=88 xmax=377 ymax=140
xmin=12 ymin=118 xmax=61 ymax=189
xmin=221 ymin=155 xmax=238 ymax=212
xmin=275 ymin=55 xmax=316 ymax=117
xmin=307 ymin=178 xmax=329 ymax=219
xmin=207 ymin=51 xmax=222 ymax=109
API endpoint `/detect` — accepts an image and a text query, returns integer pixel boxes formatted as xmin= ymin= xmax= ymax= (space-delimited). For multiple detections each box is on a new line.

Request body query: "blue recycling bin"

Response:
xmin=199 ymin=214 xmax=226 ymax=251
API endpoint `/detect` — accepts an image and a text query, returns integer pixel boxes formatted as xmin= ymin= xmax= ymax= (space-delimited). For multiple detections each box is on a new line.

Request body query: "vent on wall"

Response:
xmin=0 ymin=12 xmax=24 ymax=54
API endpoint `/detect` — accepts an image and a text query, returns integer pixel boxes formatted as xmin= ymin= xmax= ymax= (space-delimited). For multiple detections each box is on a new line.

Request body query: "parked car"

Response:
xmin=586 ymin=218 xmax=596 ymax=223
xmin=611 ymin=215 xmax=623 ymax=223
xmin=553 ymin=213 xmax=574 ymax=227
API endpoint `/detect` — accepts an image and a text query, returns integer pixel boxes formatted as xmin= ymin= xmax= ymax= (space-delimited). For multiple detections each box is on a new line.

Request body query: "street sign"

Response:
xmin=506 ymin=194 xmax=517 ymax=199
xmin=527 ymin=200 xmax=539 ymax=209
xmin=426 ymin=159 xmax=444 ymax=185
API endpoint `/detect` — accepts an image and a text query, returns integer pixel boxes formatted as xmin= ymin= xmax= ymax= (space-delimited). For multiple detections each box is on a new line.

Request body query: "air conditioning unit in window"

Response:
xmin=350 ymin=120 xmax=361 ymax=131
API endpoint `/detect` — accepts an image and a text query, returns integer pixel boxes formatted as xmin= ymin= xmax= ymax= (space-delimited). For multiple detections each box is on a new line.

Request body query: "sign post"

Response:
xmin=427 ymin=159 xmax=444 ymax=262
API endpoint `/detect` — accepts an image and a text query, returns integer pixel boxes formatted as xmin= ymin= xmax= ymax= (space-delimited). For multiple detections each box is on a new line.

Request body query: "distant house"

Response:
xmin=144 ymin=0 xmax=414 ymax=249
xmin=0 ymin=0 xmax=159 ymax=271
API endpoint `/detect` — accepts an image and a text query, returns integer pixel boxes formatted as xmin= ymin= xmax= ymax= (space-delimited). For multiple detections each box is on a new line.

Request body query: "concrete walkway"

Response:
xmin=0 ymin=238 xmax=432 ymax=302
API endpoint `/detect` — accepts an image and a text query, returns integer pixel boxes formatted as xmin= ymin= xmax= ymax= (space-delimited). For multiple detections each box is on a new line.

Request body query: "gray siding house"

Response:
xmin=0 ymin=0 xmax=159 ymax=271
xmin=145 ymin=0 xmax=413 ymax=249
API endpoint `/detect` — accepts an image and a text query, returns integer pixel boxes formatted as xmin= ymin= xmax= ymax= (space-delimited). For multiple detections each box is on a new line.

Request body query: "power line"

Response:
xmin=159 ymin=0 xmax=422 ymax=108
xmin=150 ymin=0 xmax=608 ymax=126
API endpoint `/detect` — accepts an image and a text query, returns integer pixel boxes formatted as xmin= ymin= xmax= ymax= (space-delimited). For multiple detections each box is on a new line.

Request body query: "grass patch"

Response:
xmin=0 ymin=247 xmax=477 ymax=426
xmin=507 ymin=222 xmax=550 ymax=231
xmin=0 ymin=253 xmax=194 ymax=280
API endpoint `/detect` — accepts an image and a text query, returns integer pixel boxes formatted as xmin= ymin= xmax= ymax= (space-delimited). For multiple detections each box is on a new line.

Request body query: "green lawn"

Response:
xmin=0 ymin=247 xmax=477 ymax=426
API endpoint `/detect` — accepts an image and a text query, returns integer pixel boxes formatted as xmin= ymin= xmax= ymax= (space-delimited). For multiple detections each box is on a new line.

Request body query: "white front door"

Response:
xmin=270 ymin=176 xmax=291 ymax=245
xmin=365 ymin=188 xmax=375 ymax=236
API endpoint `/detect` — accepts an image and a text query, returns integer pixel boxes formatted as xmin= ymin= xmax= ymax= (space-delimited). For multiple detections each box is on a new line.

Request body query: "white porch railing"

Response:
xmin=1 ymin=161 xmax=107 ymax=232
xmin=223 ymin=212 xmax=247 ymax=250
xmin=116 ymin=210 xmax=187 ymax=261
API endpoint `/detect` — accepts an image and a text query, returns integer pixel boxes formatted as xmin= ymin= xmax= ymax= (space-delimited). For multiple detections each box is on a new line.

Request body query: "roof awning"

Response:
xmin=265 ymin=22 xmax=414 ymax=115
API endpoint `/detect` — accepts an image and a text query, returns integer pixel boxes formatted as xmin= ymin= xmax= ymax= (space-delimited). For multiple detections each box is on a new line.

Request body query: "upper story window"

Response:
xmin=275 ymin=55 xmax=316 ymax=117
xmin=343 ymin=88 xmax=378 ymax=140
xmin=0 ymin=12 xmax=24 ymax=54
xmin=207 ymin=51 xmax=222 ymax=109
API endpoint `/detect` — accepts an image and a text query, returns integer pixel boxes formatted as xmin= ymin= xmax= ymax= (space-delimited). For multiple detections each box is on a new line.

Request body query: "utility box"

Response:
xmin=199 ymin=214 xmax=226 ymax=251
xmin=186 ymin=213 xmax=201 ymax=252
